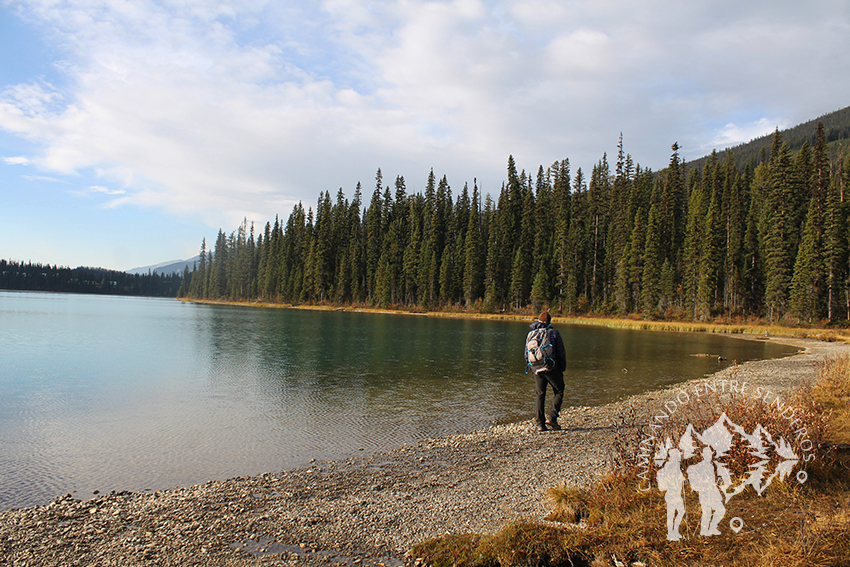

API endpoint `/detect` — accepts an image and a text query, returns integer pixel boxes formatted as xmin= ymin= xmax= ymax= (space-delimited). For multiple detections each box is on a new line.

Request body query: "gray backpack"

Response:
xmin=525 ymin=328 xmax=554 ymax=374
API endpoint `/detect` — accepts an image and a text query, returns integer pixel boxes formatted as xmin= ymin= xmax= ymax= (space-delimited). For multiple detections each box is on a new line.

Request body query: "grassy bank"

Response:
xmin=409 ymin=354 xmax=850 ymax=567
xmin=180 ymin=298 xmax=850 ymax=342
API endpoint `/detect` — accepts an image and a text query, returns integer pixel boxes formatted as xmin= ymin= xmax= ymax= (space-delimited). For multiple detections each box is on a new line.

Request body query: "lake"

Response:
xmin=0 ymin=291 xmax=795 ymax=510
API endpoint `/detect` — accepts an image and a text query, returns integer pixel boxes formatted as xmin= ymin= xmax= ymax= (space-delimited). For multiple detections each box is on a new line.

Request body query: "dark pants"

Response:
xmin=535 ymin=370 xmax=565 ymax=425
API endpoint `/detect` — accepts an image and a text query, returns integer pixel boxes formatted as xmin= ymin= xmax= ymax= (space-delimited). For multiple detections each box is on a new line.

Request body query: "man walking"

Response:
xmin=525 ymin=311 xmax=566 ymax=431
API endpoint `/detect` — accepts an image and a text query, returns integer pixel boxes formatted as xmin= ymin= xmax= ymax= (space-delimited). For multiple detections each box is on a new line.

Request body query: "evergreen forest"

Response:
xmin=182 ymin=123 xmax=850 ymax=324
xmin=0 ymin=261 xmax=182 ymax=297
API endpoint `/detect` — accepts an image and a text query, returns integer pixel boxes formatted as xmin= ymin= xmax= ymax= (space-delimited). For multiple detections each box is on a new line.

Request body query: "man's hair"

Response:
xmin=538 ymin=311 xmax=551 ymax=324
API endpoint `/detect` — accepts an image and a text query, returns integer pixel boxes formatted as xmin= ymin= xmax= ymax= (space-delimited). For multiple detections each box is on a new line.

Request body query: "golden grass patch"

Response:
xmin=411 ymin=357 xmax=850 ymax=567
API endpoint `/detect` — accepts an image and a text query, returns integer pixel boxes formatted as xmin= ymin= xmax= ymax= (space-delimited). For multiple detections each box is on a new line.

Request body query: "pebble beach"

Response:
xmin=1 ymin=336 xmax=845 ymax=567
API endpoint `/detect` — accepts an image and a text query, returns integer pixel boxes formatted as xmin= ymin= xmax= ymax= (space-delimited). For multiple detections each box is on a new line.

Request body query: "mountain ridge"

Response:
xmin=126 ymin=256 xmax=200 ymax=275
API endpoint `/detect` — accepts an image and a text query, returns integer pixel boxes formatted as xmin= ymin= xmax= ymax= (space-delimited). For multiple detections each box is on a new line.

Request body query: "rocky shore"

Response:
xmin=1 ymin=336 xmax=845 ymax=567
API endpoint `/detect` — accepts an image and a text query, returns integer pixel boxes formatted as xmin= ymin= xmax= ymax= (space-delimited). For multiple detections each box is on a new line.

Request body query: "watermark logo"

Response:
xmin=635 ymin=378 xmax=815 ymax=541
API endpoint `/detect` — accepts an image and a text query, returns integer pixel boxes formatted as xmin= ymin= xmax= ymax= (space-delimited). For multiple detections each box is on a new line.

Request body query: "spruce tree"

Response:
xmin=612 ymin=135 xmax=634 ymax=312
xmin=418 ymin=170 xmax=438 ymax=307
xmin=403 ymin=196 xmax=423 ymax=305
xmin=366 ymin=172 xmax=384 ymax=302
xmin=190 ymin=238 xmax=207 ymax=298
xmin=790 ymin=197 xmax=824 ymax=321
xmin=565 ymin=169 xmax=588 ymax=310
xmin=551 ymin=160 xmax=571 ymax=304
xmin=641 ymin=204 xmax=662 ymax=315
xmin=483 ymin=184 xmax=511 ymax=310
xmin=349 ymin=183 xmax=365 ymax=303
xmin=822 ymin=177 xmax=844 ymax=322
xmin=530 ymin=166 xmax=555 ymax=310
xmin=697 ymin=184 xmax=722 ymax=319
xmin=682 ymin=170 xmax=707 ymax=317
xmin=626 ymin=207 xmax=646 ymax=310
xmin=313 ymin=192 xmax=334 ymax=300
xmin=211 ymin=230 xmax=228 ymax=298
xmin=763 ymin=143 xmax=795 ymax=320
xmin=463 ymin=182 xmax=484 ymax=305
xmin=509 ymin=188 xmax=535 ymax=308
xmin=722 ymin=153 xmax=745 ymax=314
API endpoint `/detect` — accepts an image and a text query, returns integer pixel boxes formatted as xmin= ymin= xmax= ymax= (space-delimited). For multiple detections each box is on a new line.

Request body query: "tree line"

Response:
xmin=182 ymin=123 xmax=850 ymax=323
xmin=0 ymin=260 xmax=182 ymax=297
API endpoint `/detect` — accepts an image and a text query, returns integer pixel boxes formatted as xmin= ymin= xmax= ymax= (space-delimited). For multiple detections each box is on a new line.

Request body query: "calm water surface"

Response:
xmin=0 ymin=291 xmax=795 ymax=510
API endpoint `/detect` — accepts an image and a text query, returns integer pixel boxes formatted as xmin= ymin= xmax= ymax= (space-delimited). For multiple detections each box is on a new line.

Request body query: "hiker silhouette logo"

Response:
xmin=653 ymin=412 xmax=806 ymax=541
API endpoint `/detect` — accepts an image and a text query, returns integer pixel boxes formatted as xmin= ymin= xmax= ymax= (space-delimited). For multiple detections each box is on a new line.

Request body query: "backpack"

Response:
xmin=525 ymin=327 xmax=554 ymax=374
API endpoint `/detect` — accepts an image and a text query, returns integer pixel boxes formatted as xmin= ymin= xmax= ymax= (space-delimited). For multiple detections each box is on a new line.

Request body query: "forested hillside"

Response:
xmin=183 ymin=122 xmax=850 ymax=323
xmin=687 ymin=105 xmax=850 ymax=173
xmin=0 ymin=261 xmax=182 ymax=297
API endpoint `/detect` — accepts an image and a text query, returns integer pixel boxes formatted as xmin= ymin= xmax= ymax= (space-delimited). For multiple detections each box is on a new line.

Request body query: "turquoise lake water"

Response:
xmin=0 ymin=291 xmax=796 ymax=510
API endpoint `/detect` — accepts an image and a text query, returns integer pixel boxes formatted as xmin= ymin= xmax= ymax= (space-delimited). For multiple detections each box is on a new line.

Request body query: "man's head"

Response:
xmin=538 ymin=311 xmax=551 ymax=324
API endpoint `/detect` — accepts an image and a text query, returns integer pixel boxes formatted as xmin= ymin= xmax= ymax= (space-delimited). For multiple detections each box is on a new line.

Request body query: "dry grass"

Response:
xmin=813 ymin=355 xmax=850 ymax=445
xmin=410 ymin=357 xmax=850 ymax=567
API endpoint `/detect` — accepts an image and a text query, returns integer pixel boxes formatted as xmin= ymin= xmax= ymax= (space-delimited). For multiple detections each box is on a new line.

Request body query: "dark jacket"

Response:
xmin=526 ymin=321 xmax=567 ymax=373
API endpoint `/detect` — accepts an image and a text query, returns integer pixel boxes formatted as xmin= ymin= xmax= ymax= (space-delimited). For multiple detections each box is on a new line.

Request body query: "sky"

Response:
xmin=2 ymin=1 xmax=849 ymax=271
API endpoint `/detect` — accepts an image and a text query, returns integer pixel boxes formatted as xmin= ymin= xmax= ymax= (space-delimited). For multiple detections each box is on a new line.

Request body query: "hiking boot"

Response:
xmin=546 ymin=418 xmax=561 ymax=431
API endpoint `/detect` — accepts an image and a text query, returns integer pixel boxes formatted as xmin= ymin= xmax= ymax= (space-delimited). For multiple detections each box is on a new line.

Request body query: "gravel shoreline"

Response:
xmin=2 ymin=336 xmax=846 ymax=567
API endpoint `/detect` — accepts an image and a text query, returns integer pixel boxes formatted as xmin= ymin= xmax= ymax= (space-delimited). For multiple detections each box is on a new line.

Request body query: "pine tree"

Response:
xmin=509 ymin=187 xmax=535 ymax=308
xmin=366 ymin=171 xmax=384 ymax=302
xmin=256 ymin=222 xmax=271 ymax=300
xmin=626 ymin=207 xmax=646 ymax=309
xmin=722 ymin=153 xmax=745 ymax=314
xmin=484 ymin=184 xmax=511 ymax=310
xmin=313 ymin=192 xmax=334 ymax=300
xmin=823 ymin=176 xmax=845 ymax=322
xmin=612 ymin=135 xmax=634 ymax=312
xmin=790 ymin=197 xmax=823 ymax=321
xmin=641 ymin=204 xmax=662 ymax=315
xmin=403 ymin=196 xmax=423 ymax=304
xmin=587 ymin=156 xmax=610 ymax=307
xmin=450 ymin=183 xmax=471 ymax=304
xmin=463 ymin=182 xmax=484 ymax=305
xmin=349 ymin=183 xmax=365 ymax=303
xmin=697 ymin=182 xmax=722 ymax=319
xmin=178 ymin=265 xmax=189 ymax=297
xmin=381 ymin=175 xmax=409 ymax=305
xmin=332 ymin=188 xmax=350 ymax=302
xmin=552 ymin=159 xmax=571 ymax=306
xmin=742 ymin=196 xmax=762 ymax=314
xmin=190 ymin=238 xmax=207 ymax=298
xmin=530 ymin=166 xmax=555 ymax=310
xmin=565 ymin=169 xmax=588 ymax=311
xmin=762 ymin=143 xmax=795 ymax=320
xmin=211 ymin=230 xmax=228 ymax=298
xmin=418 ymin=170 xmax=439 ymax=307
xmin=659 ymin=143 xmax=685 ymax=265
xmin=682 ymin=169 xmax=707 ymax=317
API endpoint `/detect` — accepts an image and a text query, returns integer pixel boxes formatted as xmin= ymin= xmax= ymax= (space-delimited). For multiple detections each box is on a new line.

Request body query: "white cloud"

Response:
xmin=2 ymin=0 xmax=850 ymax=232
xmin=546 ymin=29 xmax=613 ymax=77
xmin=68 ymin=184 xmax=127 ymax=199
xmin=21 ymin=174 xmax=67 ymax=183
xmin=86 ymin=185 xmax=126 ymax=196
xmin=3 ymin=156 xmax=30 ymax=165
xmin=709 ymin=118 xmax=787 ymax=152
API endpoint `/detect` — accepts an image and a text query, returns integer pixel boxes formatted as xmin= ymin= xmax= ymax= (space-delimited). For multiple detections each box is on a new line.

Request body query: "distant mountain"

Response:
xmin=687 ymin=104 xmax=850 ymax=172
xmin=127 ymin=256 xmax=199 ymax=275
